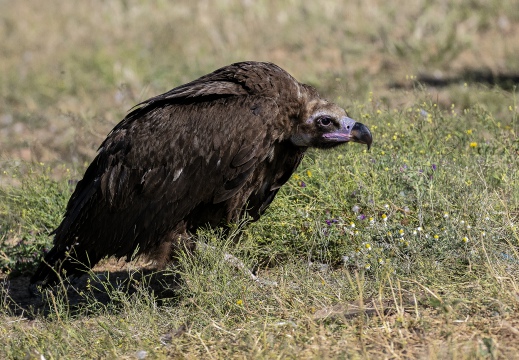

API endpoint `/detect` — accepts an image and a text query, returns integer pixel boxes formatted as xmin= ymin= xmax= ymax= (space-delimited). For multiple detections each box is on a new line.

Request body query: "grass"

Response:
xmin=1 ymin=0 xmax=519 ymax=358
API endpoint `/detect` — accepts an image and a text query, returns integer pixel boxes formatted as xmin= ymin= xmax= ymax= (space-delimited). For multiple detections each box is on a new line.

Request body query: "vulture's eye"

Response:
xmin=316 ymin=116 xmax=333 ymax=127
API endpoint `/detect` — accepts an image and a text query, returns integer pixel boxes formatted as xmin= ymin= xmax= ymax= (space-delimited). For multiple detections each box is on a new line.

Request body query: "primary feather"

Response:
xmin=31 ymin=61 xmax=372 ymax=285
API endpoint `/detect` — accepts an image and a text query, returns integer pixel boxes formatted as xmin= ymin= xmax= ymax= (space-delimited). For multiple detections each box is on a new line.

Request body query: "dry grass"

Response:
xmin=1 ymin=0 xmax=518 ymax=169
xmin=1 ymin=0 xmax=519 ymax=358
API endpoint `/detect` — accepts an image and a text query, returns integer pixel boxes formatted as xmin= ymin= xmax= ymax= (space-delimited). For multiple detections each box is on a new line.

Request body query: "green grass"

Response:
xmin=1 ymin=0 xmax=519 ymax=358
xmin=2 ymin=89 xmax=518 ymax=358
xmin=0 ymin=164 xmax=70 ymax=275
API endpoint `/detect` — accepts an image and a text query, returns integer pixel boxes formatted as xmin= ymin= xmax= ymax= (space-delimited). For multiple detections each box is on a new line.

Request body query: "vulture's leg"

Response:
xmin=152 ymin=225 xmax=276 ymax=286
xmin=197 ymin=242 xmax=278 ymax=286
xmin=150 ymin=227 xmax=196 ymax=269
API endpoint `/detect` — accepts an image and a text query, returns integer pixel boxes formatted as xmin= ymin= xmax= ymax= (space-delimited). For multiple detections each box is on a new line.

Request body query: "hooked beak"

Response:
xmin=350 ymin=121 xmax=373 ymax=150
xmin=323 ymin=117 xmax=373 ymax=150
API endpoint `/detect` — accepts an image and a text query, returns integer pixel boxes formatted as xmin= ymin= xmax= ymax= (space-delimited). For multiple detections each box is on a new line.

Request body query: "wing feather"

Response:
xmin=52 ymin=95 xmax=280 ymax=262
xmin=31 ymin=61 xmax=307 ymax=284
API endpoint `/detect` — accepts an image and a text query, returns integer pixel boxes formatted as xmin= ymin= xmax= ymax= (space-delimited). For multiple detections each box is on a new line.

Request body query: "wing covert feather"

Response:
xmin=58 ymin=95 xmax=281 ymax=257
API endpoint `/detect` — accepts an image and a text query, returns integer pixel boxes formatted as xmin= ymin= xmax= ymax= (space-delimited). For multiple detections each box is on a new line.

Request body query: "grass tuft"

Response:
xmin=0 ymin=164 xmax=69 ymax=275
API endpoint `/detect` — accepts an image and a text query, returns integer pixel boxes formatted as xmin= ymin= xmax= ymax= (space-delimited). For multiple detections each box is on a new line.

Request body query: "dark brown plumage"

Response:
xmin=31 ymin=61 xmax=372 ymax=285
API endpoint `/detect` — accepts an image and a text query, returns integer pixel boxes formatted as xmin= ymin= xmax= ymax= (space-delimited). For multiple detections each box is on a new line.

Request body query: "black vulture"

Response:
xmin=31 ymin=61 xmax=372 ymax=285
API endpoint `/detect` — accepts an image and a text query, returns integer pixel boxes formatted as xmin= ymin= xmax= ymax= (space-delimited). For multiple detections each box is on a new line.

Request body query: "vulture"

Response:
xmin=31 ymin=61 xmax=372 ymax=286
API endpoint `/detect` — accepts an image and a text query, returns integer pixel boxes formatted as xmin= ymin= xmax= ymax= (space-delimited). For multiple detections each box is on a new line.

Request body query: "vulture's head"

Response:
xmin=290 ymin=97 xmax=372 ymax=150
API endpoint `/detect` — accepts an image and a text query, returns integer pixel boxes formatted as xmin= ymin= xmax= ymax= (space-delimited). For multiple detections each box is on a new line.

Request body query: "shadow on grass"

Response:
xmin=1 ymin=267 xmax=182 ymax=319
xmin=390 ymin=69 xmax=519 ymax=91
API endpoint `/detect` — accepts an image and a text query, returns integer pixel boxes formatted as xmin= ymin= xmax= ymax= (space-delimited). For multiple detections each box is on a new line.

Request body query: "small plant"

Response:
xmin=0 ymin=164 xmax=69 ymax=275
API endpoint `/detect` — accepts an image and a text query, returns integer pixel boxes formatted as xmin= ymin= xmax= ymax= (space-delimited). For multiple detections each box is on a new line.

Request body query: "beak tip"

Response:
xmin=351 ymin=122 xmax=373 ymax=150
